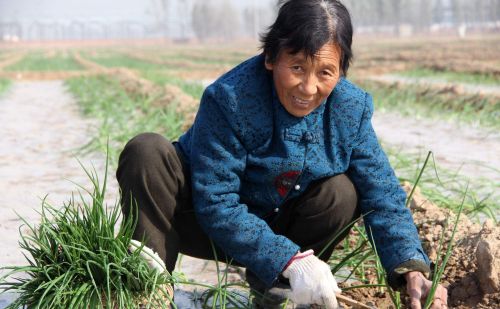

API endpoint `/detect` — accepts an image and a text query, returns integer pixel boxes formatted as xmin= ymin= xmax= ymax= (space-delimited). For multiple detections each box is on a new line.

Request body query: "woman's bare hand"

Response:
xmin=405 ymin=271 xmax=448 ymax=309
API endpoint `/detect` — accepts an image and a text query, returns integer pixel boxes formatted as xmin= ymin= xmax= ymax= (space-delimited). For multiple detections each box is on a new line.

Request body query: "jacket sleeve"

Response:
xmin=346 ymin=92 xmax=430 ymax=288
xmin=189 ymin=85 xmax=300 ymax=287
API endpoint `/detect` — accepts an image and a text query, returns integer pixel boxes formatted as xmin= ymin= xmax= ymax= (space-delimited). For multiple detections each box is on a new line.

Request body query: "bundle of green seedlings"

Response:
xmin=0 ymin=159 xmax=175 ymax=308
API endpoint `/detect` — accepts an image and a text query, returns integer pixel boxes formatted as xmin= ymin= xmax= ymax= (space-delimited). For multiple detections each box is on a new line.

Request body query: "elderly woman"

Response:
xmin=117 ymin=0 xmax=448 ymax=308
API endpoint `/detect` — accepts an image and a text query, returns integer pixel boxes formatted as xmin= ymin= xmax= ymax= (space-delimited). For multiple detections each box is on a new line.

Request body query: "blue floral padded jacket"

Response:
xmin=175 ymin=54 xmax=430 ymax=287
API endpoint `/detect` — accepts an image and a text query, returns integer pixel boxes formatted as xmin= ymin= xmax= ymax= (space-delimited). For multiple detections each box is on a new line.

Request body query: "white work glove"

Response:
xmin=128 ymin=239 xmax=166 ymax=273
xmin=282 ymin=250 xmax=340 ymax=309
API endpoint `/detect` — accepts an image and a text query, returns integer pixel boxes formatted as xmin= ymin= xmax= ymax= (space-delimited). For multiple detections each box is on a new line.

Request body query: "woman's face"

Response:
xmin=265 ymin=43 xmax=341 ymax=118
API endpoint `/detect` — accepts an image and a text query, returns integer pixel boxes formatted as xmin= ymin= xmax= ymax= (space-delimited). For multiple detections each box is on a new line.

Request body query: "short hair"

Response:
xmin=260 ymin=0 xmax=353 ymax=75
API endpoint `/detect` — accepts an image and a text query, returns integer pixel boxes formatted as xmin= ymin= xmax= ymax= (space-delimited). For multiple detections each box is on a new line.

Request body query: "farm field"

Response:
xmin=0 ymin=35 xmax=499 ymax=308
xmin=4 ymin=51 xmax=84 ymax=72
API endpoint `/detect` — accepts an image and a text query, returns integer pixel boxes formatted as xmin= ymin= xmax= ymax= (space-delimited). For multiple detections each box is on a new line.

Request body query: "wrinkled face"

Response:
xmin=265 ymin=43 xmax=341 ymax=117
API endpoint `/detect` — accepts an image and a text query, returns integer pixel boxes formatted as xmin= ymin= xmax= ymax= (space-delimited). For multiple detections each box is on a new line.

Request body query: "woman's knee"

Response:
xmin=122 ymin=133 xmax=172 ymax=162
xmin=297 ymin=174 xmax=358 ymax=218
xmin=117 ymin=133 xmax=174 ymax=176
xmin=324 ymin=174 xmax=358 ymax=214
xmin=283 ymin=175 xmax=359 ymax=258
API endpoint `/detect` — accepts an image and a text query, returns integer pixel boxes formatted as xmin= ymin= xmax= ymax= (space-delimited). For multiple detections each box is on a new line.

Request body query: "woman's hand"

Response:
xmin=405 ymin=271 xmax=448 ymax=309
xmin=282 ymin=250 xmax=340 ymax=308
xmin=128 ymin=239 xmax=166 ymax=273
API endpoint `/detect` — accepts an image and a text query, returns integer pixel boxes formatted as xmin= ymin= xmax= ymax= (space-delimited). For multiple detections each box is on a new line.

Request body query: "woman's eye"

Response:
xmin=291 ymin=65 xmax=302 ymax=72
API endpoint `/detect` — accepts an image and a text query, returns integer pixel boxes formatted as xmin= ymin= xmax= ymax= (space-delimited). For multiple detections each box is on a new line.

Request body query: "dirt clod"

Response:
xmin=475 ymin=221 xmax=500 ymax=294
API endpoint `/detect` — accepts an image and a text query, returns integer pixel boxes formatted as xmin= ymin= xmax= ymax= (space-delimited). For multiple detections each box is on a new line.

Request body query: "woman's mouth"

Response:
xmin=292 ymin=95 xmax=313 ymax=107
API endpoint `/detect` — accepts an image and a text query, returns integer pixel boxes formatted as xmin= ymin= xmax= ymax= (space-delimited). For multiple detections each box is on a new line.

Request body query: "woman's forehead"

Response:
xmin=282 ymin=43 xmax=341 ymax=64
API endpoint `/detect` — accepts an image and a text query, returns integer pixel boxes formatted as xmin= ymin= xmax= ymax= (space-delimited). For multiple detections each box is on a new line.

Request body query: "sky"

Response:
xmin=0 ymin=0 xmax=154 ymax=22
xmin=0 ymin=0 xmax=277 ymax=39
xmin=0 ymin=0 xmax=275 ymax=23
xmin=1 ymin=0 xmax=496 ymax=40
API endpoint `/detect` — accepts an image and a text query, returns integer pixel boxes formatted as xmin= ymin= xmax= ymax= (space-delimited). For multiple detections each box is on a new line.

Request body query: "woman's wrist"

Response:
xmin=404 ymin=270 xmax=425 ymax=281
xmin=283 ymin=249 xmax=314 ymax=272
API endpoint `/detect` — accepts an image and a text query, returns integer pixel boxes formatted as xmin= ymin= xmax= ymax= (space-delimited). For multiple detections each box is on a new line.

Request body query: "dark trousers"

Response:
xmin=116 ymin=133 xmax=359 ymax=276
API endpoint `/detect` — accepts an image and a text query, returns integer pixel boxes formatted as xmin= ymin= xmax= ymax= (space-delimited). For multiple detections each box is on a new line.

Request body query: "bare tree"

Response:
xmin=191 ymin=0 xmax=239 ymax=41
xmin=375 ymin=0 xmax=385 ymax=27
xmin=147 ymin=0 xmax=169 ymax=38
xmin=389 ymin=0 xmax=402 ymax=33
xmin=192 ymin=1 xmax=213 ymax=41
xmin=416 ymin=0 xmax=433 ymax=31
xmin=243 ymin=2 xmax=277 ymax=39
xmin=243 ymin=7 xmax=258 ymax=38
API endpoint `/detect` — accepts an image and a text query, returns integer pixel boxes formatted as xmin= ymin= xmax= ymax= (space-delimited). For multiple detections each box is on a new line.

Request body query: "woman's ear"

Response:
xmin=264 ymin=55 xmax=273 ymax=71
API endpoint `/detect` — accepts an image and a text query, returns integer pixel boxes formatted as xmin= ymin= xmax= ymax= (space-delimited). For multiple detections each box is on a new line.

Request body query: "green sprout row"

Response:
xmin=358 ymin=79 xmax=500 ymax=130
xmin=80 ymin=51 xmax=206 ymax=99
xmin=0 ymin=78 xmax=12 ymax=96
xmin=399 ymin=67 xmax=500 ymax=86
xmin=5 ymin=52 xmax=84 ymax=72
xmin=65 ymin=75 xmax=184 ymax=166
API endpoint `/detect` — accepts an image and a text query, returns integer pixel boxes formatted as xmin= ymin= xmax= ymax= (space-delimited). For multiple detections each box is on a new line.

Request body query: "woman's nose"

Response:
xmin=299 ymin=74 xmax=318 ymax=96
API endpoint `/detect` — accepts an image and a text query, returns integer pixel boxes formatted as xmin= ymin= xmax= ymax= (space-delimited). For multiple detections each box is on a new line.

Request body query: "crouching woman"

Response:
xmin=117 ymin=0 xmax=448 ymax=308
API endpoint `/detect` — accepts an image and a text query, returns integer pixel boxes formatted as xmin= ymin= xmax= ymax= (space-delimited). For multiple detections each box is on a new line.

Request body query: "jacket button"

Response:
xmin=294 ymin=184 xmax=301 ymax=190
xmin=274 ymin=208 xmax=279 ymax=213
